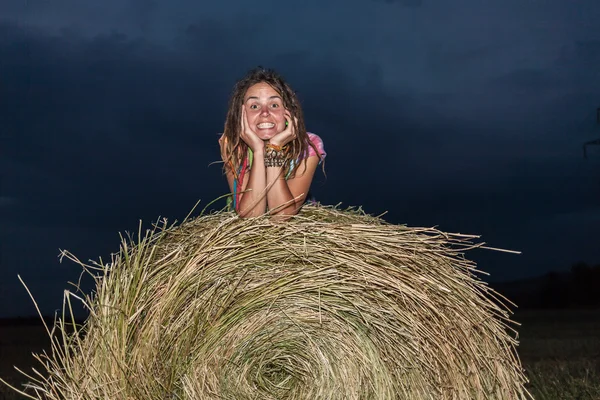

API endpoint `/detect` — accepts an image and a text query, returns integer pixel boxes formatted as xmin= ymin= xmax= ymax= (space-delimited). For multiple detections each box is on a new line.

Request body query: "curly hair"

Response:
xmin=220 ymin=66 xmax=321 ymax=179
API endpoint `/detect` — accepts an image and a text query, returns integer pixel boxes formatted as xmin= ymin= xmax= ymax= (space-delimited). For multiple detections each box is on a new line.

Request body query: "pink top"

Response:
xmin=305 ymin=132 xmax=326 ymax=160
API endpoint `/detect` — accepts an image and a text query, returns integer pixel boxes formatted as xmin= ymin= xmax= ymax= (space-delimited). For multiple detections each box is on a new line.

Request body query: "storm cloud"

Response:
xmin=1 ymin=0 xmax=599 ymax=316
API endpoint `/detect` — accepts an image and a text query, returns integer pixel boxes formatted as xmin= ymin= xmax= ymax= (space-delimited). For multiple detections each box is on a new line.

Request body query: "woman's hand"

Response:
xmin=269 ymin=110 xmax=297 ymax=147
xmin=240 ymin=106 xmax=266 ymax=153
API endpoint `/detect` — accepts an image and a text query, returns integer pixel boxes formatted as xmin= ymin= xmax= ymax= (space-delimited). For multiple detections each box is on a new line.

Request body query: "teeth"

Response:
xmin=257 ymin=123 xmax=275 ymax=129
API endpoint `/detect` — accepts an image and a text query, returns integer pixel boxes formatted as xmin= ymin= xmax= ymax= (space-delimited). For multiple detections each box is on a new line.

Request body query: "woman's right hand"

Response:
xmin=240 ymin=106 xmax=265 ymax=153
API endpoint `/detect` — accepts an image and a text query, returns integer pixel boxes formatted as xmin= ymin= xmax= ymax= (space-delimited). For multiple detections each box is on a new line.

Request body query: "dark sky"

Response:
xmin=1 ymin=0 xmax=600 ymax=317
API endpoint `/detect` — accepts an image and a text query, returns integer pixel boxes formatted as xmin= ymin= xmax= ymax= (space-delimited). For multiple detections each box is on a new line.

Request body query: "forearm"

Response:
xmin=238 ymin=150 xmax=268 ymax=218
xmin=266 ymin=167 xmax=299 ymax=216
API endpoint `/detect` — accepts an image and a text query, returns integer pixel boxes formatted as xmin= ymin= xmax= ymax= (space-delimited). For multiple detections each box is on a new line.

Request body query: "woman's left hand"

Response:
xmin=269 ymin=111 xmax=297 ymax=147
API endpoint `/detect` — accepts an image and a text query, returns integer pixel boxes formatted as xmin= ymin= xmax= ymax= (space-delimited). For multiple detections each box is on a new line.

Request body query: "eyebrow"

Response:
xmin=245 ymin=95 xmax=282 ymax=102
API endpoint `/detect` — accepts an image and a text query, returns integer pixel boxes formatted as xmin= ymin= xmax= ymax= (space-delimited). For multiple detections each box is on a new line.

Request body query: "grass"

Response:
xmin=515 ymin=309 xmax=600 ymax=400
xmin=0 ymin=323 xmax=50 ymax=400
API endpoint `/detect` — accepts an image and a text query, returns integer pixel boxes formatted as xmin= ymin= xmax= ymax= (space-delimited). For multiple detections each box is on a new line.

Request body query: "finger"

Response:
xmin=245 ymin=111 xmax=257 ymax=136
xmin=290 ymin=115 xmax=297 ymax=137
xmin=242 ymin=110 xmax=254 ymax=144
xmin=240 ymin=106 xmax=246 ymax=136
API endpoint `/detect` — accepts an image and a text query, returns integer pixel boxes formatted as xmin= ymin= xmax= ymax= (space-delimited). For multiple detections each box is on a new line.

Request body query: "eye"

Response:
xmin=249 ymin=104 xmax=259 ymax=109
xmin=271 ymin=103 xmax=279 ymax=108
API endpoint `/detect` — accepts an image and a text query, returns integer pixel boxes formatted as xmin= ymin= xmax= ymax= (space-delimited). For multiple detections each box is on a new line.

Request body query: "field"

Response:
xmin=514 ymin=309 xmax=600 ymax=399
xmin=1 ymin=309 xmax=599 ymax=399
xmin=0 ymin=321 xmax=50 ymax=400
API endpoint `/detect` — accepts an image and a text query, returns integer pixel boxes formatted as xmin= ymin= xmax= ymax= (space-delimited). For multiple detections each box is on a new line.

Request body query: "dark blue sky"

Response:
xmin=1 ymin=0 xmax=600 ymax=317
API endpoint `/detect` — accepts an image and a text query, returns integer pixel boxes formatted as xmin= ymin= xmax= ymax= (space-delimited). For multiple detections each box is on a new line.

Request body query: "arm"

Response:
xmin=266 ymin=156 xmax=319 ymax=217
xmin=226 ymin=106 xmax=270 ymax=218
xmin=236 ymin=148 xmax=268 ymax=218
xmin=226 ymin=154 xmax=319 ymax=218
xmin=263 ymin=111 xmax=319 ymax=217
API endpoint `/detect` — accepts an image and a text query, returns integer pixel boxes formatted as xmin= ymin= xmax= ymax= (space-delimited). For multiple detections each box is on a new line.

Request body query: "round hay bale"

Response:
xmin=14 ymin=205 xmax=531 ymax=399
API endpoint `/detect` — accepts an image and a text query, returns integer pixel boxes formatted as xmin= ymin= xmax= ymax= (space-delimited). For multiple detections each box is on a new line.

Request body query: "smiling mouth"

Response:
xmin=257 ymin=123 xmax=275 ymax=129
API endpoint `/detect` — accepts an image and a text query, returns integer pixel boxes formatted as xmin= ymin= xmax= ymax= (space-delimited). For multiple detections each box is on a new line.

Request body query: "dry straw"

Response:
xmin=3 ymin=204 xmax=532 ymax=399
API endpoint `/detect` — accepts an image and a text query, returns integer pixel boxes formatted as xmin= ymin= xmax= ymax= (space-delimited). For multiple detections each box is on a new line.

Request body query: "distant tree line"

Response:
xmin=540 ymin=262 xmax=600 ymax=308
xmin=493 ymin=262 xmax=600 ymax=309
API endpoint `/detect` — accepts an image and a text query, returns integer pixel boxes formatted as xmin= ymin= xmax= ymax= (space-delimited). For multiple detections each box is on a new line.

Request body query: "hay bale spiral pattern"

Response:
xmin=15 ymin=205 xmax=530 ymax=399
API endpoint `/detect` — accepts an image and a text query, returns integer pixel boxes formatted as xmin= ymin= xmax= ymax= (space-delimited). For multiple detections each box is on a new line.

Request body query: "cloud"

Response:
xmin=1 ymin=19 xmax=597 ymax=225
xmin=127 ymin=0 xmax=157 ymax=34
xmin=376 ymin=0 xmax=423 ymax=6
xmin=488 ymin=40 xmax=600 ymax=98
xmin=557 ymin=40 xmax=600 ymax=68
xmin=0 ymin=0 xmax=598 ymax=300
xmin=0 ymin=220 xmax=119 ymax=317
xmin=1 ymin=23 xmax=233 ymax=227
xmin=0 ymin=196 xmax=17 ymax=207
xmin=491 ymin=68 xmax=563 ymax=91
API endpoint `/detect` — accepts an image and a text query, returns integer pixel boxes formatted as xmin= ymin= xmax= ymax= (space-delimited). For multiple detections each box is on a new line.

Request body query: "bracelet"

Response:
xmin=266 ymin=143 xmax=285 ymax=152
xmin=264 ymin=143 xmax=287 ymax=167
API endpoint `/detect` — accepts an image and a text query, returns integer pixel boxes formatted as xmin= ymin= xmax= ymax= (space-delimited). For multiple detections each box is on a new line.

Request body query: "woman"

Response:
xmin=219 ymin=67 xmax=326 ymax=218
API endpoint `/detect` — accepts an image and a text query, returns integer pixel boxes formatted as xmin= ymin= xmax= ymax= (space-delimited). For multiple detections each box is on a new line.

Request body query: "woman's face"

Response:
xmin=243 ymin=82 xmax=287 ymax=141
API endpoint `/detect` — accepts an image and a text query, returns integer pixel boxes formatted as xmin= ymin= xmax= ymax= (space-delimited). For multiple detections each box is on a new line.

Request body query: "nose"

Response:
xmin=260 ymin=107 xmax=271 ymax=117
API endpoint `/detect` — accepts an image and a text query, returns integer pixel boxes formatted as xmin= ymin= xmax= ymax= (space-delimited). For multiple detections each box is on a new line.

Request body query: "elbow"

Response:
xmin=237 ymin=209 xmax=263 ymax=219
xmin=237 ymin=202 xmax=267 ymax=218
xmin=270 ymin=201 xmax=301 ymax=220
xmin=236 ymin=195 xmax=266 ymax=218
